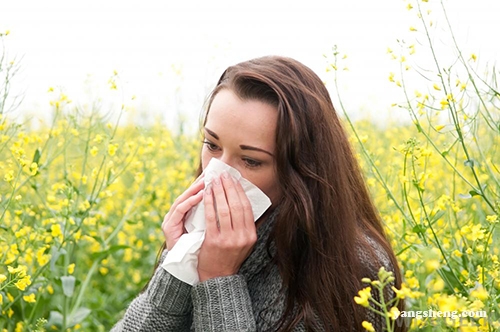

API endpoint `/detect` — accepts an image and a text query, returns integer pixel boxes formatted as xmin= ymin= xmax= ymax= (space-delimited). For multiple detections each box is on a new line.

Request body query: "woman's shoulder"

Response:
xmin=356 ymin=230 xmax=395 ymax=278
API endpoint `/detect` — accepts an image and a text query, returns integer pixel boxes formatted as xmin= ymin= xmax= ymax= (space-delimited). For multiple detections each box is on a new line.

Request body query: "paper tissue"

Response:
xmin=161 ymin=158 xmax=272 ymax=285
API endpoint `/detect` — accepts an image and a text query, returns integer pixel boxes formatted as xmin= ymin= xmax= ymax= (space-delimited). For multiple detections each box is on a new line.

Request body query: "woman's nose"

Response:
xmin=218 ymin=155 xmax=237 ymax=171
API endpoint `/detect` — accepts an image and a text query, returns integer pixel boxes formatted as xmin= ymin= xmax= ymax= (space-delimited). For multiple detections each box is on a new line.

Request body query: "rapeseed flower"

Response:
xmin=354 ymin=287 xmax=372 ymax=307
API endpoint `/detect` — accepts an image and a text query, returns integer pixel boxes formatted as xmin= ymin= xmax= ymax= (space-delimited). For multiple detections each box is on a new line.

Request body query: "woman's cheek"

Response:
xmin=201 ymin=149 xmax=211 ymax=170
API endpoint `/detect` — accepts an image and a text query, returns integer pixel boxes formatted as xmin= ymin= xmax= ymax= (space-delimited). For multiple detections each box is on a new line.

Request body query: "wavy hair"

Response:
xmin=194 ymin=56 xmax=405 ymax=331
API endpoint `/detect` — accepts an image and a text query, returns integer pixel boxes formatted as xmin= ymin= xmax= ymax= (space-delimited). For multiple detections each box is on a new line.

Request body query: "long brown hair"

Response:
xmin=196 ymin=56 xmax=405 ymax=331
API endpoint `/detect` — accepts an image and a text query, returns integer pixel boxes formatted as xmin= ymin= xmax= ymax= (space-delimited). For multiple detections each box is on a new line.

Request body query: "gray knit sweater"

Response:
xmin=111 ymin=209 xmax=395 ymax=331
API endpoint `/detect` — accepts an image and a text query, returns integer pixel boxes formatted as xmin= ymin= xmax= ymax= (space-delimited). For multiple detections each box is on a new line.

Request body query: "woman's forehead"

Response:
xmin=206 ymin=90 xmax=277 ymax=149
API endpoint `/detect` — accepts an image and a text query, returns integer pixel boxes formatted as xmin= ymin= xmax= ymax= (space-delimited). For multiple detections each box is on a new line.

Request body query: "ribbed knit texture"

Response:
xmin=111 ymin=208 xmax=395 ymax=331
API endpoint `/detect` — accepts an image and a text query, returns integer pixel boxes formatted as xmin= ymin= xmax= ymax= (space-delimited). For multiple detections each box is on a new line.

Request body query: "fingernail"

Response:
xmin=213 ymin=176 xmax=221 ymax=186
xmin=222 ymin=171 xmax=230 ymax=179
xmin=205 ymin=185 xmax=212 ymax=195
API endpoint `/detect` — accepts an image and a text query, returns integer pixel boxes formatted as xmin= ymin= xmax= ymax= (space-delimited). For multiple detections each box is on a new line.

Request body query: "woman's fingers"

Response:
xmin=161 ymin=174 xmax=205 ymax=251
xmin=220 ymin=172 xmax=246 ymax=232
xmin=166 ymin=176 xmax=205 ymax=219
xmin=167 ymin=189 xmax=204 ymax=226
xmin=234 ymin=179 xmax=255 ymax=230
xmin=203 ymin=184 xmax=218 ymax=235
xmin=211 ymin=174 xmax=232 ymax=234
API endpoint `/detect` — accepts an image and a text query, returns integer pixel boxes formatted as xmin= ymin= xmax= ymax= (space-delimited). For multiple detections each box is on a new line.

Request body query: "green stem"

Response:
xmin=415 ymin=0 xmax=496 ymax=213
xmin=69 ymin=174 xmax=146 ymax=317
xmin=410 ymin=158 xmax=466 ymax=294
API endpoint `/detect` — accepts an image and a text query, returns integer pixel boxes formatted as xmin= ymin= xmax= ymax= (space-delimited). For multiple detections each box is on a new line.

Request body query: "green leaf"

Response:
xmin=469 ymin=190 xmax=480 ymax=197
xmin=430 ymin=210 xmax=445 ymax=224
xmin=61 ymin=276 xmax=76 ymax=297
xmin=464 ymin=159 xmax=475 ymax=167
xmin=412 ymin=224 xmax=426 ymax=234
xmin=90 ymin=245 xmax=130 ymax=261
xmin=437 ymin=265 xmax=464 ymax=293
xmin=415 ymin=123 xmax=422 ymax=133
xmin=32 ymin=148 xmax=41 ymax=164
xmin=47 ymin=311 xmax=63 ymax=327
xmin=50 ymin=247 xmax=66 ymax=273
xmin=69 ymin=307 xmax=91 ymax=326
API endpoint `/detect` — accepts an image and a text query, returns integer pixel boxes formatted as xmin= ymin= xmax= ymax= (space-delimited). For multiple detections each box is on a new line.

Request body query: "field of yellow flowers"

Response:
xmin=1 ymin=1 xmax=499 ymax=331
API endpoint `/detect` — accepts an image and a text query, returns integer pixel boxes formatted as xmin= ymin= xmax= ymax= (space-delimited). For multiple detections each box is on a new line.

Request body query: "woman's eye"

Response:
xmin=203 ymin=140 xmax=219 ymax=151
xmin=243 ymin=158 xmax=262 ymax=168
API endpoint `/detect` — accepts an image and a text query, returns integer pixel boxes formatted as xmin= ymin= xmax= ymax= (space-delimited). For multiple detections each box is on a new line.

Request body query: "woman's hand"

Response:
xmin=197 ymin=171 xmax=256 ymax=282
xmin=162 ymin=174 xmax=205 ymax=251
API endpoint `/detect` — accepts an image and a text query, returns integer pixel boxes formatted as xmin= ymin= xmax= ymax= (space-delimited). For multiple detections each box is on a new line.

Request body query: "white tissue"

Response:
xmin=161 ymin=158 xmax=272 ymax=285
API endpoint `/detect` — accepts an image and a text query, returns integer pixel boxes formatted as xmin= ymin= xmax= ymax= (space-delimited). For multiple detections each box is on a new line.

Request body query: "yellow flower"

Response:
xmin=51 ymin=223 xmax=63 ymax=240
xmin=486 ymin=215 xmax=498 ymax=224
xmin=8 ymin=265 xmax=27 ymax=277
xmin=388 ymin=72 xmax=395 ymax=82
xmin=90 ymin=146 xmax=99 ymax=156
xmin=388 ymin=307 xmax=400 ymax=320
xmin=108 ymin=143 xmax=118 ymax=156
xmin=354 ymin=287 xmax=372 ymax=307
xmin=29 ymin=162 xmax=38 ymax=176
xmin=23 ymin=293 xmax=36 ymax=303
xmin=435 ymin=125 xmax=445 ymax=132
xmin=68 ymin=263 xmax=75 ymax=275
xmin=14 ymin=275 xmax=31 ymax=291
xmin=0 ymin=274 xmax=7 ymax=283
xmin=409 ymin=26 xmax=417 ymax=32
xmin=93 ymin=134 xmax=104 ymax=144
xmin=430 ymin=277 xmax=445 ymax=292
xmin=362 ymin=321 xmax=375 ymax=332
xmin=433 ymin=83 xmax=441 ymax=91
xmin=440 ymin=98 xmax=449 ymax=109
xmin=470 ymin=53 xmax=477 ymax=61
xmin=425 ymin=259 xmax=440 ymax=272
xmin=4 ymin=170 xmax=14 ymax=182
xmin=470 ymin=286 xmax=488 ymax=301
xmin=0 ymin=293 xmax=3 ymax=305
xmin=36 ymin=247 xmax=50 ymax=266
xmin=15 ymin=322 xmax=23 ymax=332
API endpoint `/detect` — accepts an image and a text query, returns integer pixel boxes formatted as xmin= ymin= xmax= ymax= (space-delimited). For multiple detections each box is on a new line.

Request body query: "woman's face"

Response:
xmin=202 ymin=88 xmax=281 ymax=207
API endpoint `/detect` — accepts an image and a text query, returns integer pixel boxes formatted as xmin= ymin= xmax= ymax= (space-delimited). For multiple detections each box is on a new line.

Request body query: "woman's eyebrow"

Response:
xmin=204 ymin=127 xmax=274 ymax=157
xmin=239 ymin=145 xmax=274 ymax=157
xmin=204 ymin=127 xmax=219 ymax=140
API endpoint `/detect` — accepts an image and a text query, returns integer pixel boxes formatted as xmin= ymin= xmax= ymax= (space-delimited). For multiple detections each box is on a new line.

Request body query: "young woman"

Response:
xmin=112 ymin=56 xmax=405 ymax=331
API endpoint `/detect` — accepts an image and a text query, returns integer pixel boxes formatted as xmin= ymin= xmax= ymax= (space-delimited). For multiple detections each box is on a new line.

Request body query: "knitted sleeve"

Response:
xmin=360 ymin=235 xmax=398 ymax=332
xmin=191 ymin=275 xmax=256 ymax=331
xmin=110 ymin=250 xmax=193 ymax=332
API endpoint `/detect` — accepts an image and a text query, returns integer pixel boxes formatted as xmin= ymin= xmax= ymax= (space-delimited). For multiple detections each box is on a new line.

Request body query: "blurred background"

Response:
xmin=1 ymin=0 xmax=499 ymax=132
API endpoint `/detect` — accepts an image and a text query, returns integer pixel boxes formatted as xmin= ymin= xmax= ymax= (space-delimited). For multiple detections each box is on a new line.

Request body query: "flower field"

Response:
xmin=1 ymin=1 xmax=499 ymax=331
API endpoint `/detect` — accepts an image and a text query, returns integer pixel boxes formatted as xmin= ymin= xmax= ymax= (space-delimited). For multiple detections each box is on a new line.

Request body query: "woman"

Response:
xmin=112 ymin=56 xmax=404 ymax=331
